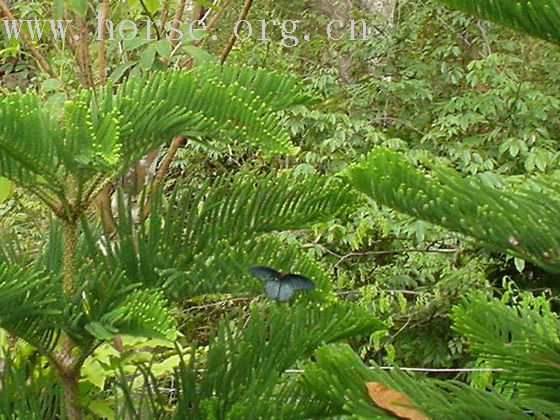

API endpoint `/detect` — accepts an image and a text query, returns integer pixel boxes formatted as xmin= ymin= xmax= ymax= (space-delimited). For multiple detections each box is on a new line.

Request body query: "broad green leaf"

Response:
xmin=41 ymin=78 xmax=61 ymax=92
xmin=144 ymin=0 xmax=161 ymax=13
xmin=151 ymin=355 xmax=181 ymax=377
xmin=88 ymin=400 xmax=115 ymax=420
xmin=183 ymin=45 xmax=216 ymax=64
xmin=0 ymin=178 xmax=13 ymax=204
xmin=123 ymin=37 xmax=149 ymax=52
xmin=154 ymin=39 xmax=172 ymax=59
xmin=82 ymin=359 xmax=107 ymax=389
xmin=140 ymin=45 xmax=157 ymax=69
xmin=108 ymin=61 xmax=137 ymax=83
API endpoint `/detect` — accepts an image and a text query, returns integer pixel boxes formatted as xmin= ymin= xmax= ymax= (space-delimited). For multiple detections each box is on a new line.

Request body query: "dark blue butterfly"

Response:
xmin=250 ymin=266 xmax=315 ymax=302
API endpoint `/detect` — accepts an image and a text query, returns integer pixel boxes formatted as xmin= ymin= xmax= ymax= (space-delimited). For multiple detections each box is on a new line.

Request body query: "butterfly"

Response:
xmin=250 ymin=266 xmax=315 ymax=302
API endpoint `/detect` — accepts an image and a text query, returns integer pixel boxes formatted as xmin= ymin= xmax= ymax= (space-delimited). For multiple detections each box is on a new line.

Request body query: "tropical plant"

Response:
xmin=337 ymin=0 xmax=560 ymax=416
xmin=115 ymin=302 xmax=382 ymax=418
xmin=0 ymin=62 xmax=356 ymax=419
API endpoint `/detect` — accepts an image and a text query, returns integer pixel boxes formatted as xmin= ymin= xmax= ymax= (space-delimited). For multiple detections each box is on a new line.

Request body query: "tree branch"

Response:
xmin=219 ymin=0 xmax=253 ymax=63
xmin=0 ymin=0 xmax=56 ymax=78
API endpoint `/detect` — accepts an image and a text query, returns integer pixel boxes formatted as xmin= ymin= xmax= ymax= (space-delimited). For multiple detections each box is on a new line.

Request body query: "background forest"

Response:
xmin=0 ymin=0 xmax=559 ymax=418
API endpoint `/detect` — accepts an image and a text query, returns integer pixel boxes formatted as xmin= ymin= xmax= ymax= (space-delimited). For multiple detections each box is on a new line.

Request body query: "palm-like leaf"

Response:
xmin=346 ymin=148 xmax=560 ymax=272
xmin=117 ymin=303 xmax=382 ymax=418
xmin=0 ymin=263 xmax=62 ymax=353
xmin=438 ymin=0 xmax=560 ymax=44
xmin=97 ymin=172 xmax=354 ymax=297
xmin=0 ymin=64 xmax=309 ymax=209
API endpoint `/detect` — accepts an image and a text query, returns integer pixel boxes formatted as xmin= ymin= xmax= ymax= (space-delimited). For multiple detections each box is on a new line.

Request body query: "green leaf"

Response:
xmin=183 ymin=45 xmax=216 ymax=64
xmin=53 ymin=0 xmax=64 ymax=19
xmin=82 ymin=359 xmax=107 ymax=389
xmin=41 ymin=78 xmax=61 ymax=92
xmin=123 ymin=37 xmax=148 ymax=52
xmin=140 ymin=45 xmax=157 ymax=70
xmin=514 ymin=257 xmax=525 ymax=273
xmin=154 ymin=39 xmax=172 ymax=59
xmin=144 ymin=0 xmax=161 ymax=13
xmin=151 ymin=355 xmax=181 ymax=377
xmin=0 ymin=178 xmax=12 ymax=204
xmin=70 ymin=0 xmax=88 ymax=17
xmin=85 ymin=321 xmax=116 ymax=340
xmin=88 ymin=400 xmax=115 ymax=420
xmin=108 ymin=61 xmax=137 ymax=83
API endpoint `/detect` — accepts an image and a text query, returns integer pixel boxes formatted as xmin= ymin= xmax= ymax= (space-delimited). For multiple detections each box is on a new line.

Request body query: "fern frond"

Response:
xmin=438 ymin=0 xmax=560 ymax=44
xmin=346 ymin=148 xmax=560 ymax=272
xmin=0 ymin=263 xmax=61 ymax=353
xmin=169 ymin=303 xmax=382 ymax=418
xmin=99 ymin=173 xmax=353 ymax=296
xmin=192 ymin=64 xmax=316 ymax=111
xmin=452 ymin=295 xmax=560 ymax=402
xmin=304 ymin=343 xmax=560 ymax=419
xmin=0 ymin=93 xmax=64 ymax=193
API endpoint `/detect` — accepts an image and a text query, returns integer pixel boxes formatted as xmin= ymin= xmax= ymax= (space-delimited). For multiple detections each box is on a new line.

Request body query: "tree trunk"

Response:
xmin=60 ymin=370 xmax=82 ymax=420
xmin=59 ymin=220 xmax=82 ymax=419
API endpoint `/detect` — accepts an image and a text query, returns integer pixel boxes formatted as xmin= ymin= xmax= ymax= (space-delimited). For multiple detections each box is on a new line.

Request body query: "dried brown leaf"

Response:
xmin=366 ymin=382 xmax=429 ymax=420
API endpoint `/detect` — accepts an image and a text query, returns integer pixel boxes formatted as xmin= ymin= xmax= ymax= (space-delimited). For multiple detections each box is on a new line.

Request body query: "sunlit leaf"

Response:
xmin=0 ymin=178 xmax=12 ymax=204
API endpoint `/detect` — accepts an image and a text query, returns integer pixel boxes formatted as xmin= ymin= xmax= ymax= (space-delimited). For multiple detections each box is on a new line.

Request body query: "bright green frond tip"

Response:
xmin=94 ymin=289 xmax=176 ymax=341
xmin=346 ymin=148 xmax=560 ymax=273
xmin=0 ymin=64 xmax=303 ymax=200
xmin=438 ymin=0 xmax=560 ymax=44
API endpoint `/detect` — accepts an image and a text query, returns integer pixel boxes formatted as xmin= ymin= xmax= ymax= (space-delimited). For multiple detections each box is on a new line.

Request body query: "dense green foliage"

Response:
xmin=0 ymin=0 xmax=559 ymax=418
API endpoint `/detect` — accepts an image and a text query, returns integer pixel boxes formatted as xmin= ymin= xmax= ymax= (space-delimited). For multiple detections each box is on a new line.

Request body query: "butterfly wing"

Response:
xmin=284 ymin=274 xmax=315 ymax=290
xmin=251 ymin=267 xmax=312 ymax=301
xmin=264 ymin=281 xmax=295 ymax=302
xmin=250 ymin=266 xmax=281 ymax=282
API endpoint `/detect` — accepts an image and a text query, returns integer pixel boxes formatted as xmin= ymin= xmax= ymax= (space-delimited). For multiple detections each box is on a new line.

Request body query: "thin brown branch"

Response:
xmin=182 ymin=0 xmax=232 ymax=68
xmin=160 ymin=0 xmax=172 ymax=28
xmin=169 ymin=0 xmax=187 ymax=44
xmin=219 ymin=0 xmax=253 ymax=63
xmin=0 ymin=0 xmax=56 ymax=78
xmin=73 ymin=14 xmax=94 ymax=87
xmin=97 ymin=0 xmax=110 ymax=85
xmin=202 ymin=0 xmax=232 ymax=41
xmin=141 ymin=136 xmax=185 ymax=220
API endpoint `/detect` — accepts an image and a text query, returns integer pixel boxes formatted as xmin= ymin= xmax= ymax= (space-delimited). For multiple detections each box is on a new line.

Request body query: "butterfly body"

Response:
xmin=250 ymin=266 xmax=315 ymax=302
